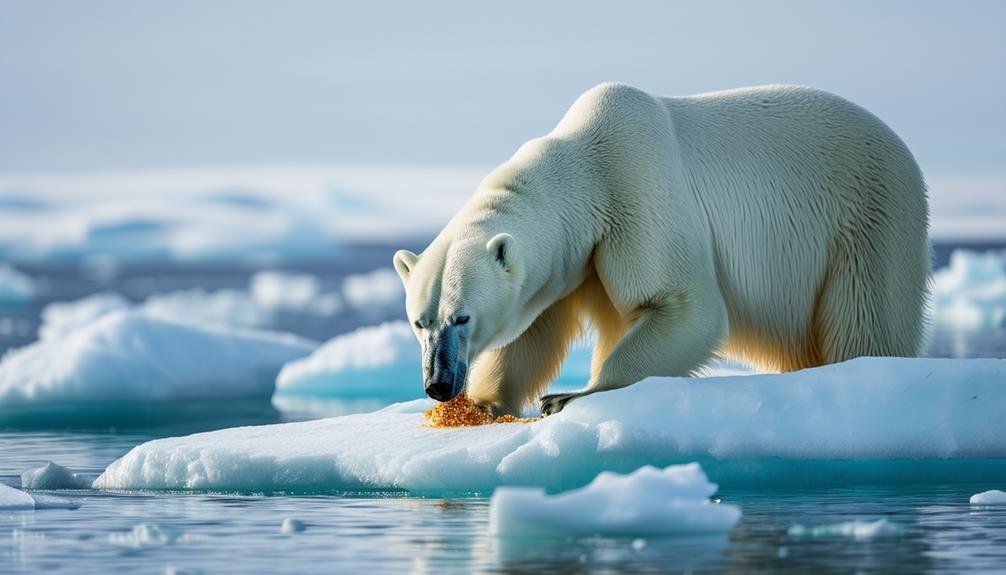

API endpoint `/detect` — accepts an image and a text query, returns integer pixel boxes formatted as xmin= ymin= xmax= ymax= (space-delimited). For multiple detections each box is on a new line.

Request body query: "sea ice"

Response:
xmin=0 ymin=310 xmax=314 ymax=422
xmin=109 ymin=523 xmax=191 ymax=547
xmin=969 ymin=489 xmax=1006 ymax=505
xmin=38 ymin=292 xmax=132 ymax=340
xmin=21 ymin=462 xmax=90 ymax=490
xmin=342 ymin=268 xmax=404 ymax=314
xmin=786 ymin=519 xmax=903 ymax=540
xmin=933 ymin=250 xmax=1006 ymax=329
xmin=250 ymin=270 xmax=335 ymax=314
xmin=94 ymin=357 xmax=1006 ymax=494
xmin=489 ymin=463 xmax=740 ymax=537
xmin=0 ymin=483 xmax=79 ymax=510
xmin=0 ymin=264 xmax=36 ymax=306
xmin=142 ymin=288 xmax=272 ymax=329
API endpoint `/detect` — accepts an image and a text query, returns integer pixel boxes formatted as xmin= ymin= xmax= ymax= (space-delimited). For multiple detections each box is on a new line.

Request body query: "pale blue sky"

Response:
xmin=1 ymin=0 xmax=1003 ymax=175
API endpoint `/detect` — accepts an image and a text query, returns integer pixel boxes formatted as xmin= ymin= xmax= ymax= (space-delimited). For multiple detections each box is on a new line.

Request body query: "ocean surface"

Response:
xmin=2 ymin=241 xmax=1005 ymax=574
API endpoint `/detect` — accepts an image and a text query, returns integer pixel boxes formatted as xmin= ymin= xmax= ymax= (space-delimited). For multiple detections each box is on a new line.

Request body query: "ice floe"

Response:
xmin=0 ymin=483 xmax=79 ymax=510
xmin=933 ymin=250 xmax=1006 ymax=329
xmin=970 ymin=489 xmax=1006 ymax=505
xmin=21 ymin=462 xmax=90 ymax=490
xmin=489 ymin=463 xmax=740 ymax=537
xmin=0 ymin=310 xmax=314 ymax=423
xmin=95 ymin=357 xmax=1006 ymax=494
xmin=38 ymin=292 xmax=131 ymax=340
xmin=342 ymin=268 xmax=404 ymax=314
xmin=0 ymin=264 xmax=36 ymax=306
xmin=250 ymin=270 xmax=340 ymax=315
xmin=786 ymin=519 xmax=903 ymax=540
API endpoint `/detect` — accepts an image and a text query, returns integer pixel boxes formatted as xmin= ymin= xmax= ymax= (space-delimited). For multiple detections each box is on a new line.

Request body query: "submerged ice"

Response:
xmin=95 ymin=357 xmax=1006 ymax=494
xmin=489 ymin=463 xmax=740 ymax=537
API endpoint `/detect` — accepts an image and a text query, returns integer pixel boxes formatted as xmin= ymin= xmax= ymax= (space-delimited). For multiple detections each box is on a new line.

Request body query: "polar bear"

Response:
xmin=394 ymin=83 xmax=930 ymax=417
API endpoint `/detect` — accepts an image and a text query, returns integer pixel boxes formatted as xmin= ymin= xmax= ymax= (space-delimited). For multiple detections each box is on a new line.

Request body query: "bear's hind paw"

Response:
xmin=540 ymin=392 xmax=582 ymax=416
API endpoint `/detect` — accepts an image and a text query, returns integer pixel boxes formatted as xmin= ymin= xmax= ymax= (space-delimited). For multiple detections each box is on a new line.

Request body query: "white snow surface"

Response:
xmin=0 ymin=310 xmax=315 ymax=412
xmin=250 ymin=270 xmax=339 ymax=314
xmin=933 ymin=250 xmax=1006 ymax=329
xmin=489 ymin=463 xmax=740 ymax=537
xmin=38 ymin=292 xmax=131 ymax=340
xmin=969 ymin=489 xmax=1006 ymax=505
xmin=0 ymin=264 xmax=36 ymax=305
xmin=96 ymin=357 xmax=1006 ymax=493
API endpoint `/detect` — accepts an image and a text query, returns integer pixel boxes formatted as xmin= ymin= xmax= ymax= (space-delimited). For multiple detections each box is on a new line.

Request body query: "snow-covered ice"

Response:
xmin=95 ymin=357 xmax=1006 ymax=494
xmin=142 ymin=288 xmax=272 ymax=329
xmin=342 ymin=268 xmax=404 ymax=314
xmin=21 ymin=462 xmax=90 ymax=490
xmin=250 ymin=270 xmax=340 ymax=315
xmin=0 ymin=483 xmax=79 ymax=510
xmin=38 ymin=292 xmax=131 ymax=340
xmin=933 ymin=250 xmax=1006 ymax=329
xmin=0 ymin=264 xmax=36 ymax=306
xmin=0 ymin=310 xmax=314 ymax=423
xmin=489 ymin=463 xmax=740 ymax=537
xmin=786 ymin=519 xmax=903 ymax=540
xmin=970 ymin=489 xmax=1006 ymax=505
xmin=274 ymin=321 xmax=420 ymax=403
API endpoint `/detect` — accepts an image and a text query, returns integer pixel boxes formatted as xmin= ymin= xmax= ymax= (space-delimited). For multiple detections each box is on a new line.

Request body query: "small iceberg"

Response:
xmin=0 ymin=264 xmax=36 ymax=307
xmin=970 ymin=489 xmax=1006 ymax=505
xmin=489 ymin=463 xmax=739 ymax=537
xmin=94 ymin=357 xmax=1006 ymax=494
xmin=21 ymin=462 xmax=91 ymax=490
xmin=250 ymin=270 xmax=341 ymax=315
xmin=0 ymin=310 xmax=314 ymax=425
xmin=933 ymin=250 xmax=1006 ymax=329
xmin=0 ymin=483 xmax=79 ymax=510
xmin=786 ymin=519 xmax=903 ymax=540
xmin=38 ymin=292 xmax=131 ymax=340
xmin=109 ymin=523 xmax=192 ymax=547
xmin=342 ymin=268 xmax=404 ymax=314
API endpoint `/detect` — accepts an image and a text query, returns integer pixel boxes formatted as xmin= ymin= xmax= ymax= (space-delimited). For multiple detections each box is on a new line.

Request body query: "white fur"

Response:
xmin=396 ymin=83 xmax=930 ymax=416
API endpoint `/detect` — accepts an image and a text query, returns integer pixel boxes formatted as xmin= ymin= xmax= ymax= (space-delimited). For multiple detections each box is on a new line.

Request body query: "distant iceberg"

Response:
xmin=969 ymin=489 xmax=1006 ymax=505
xmin=933 ymin=250 xmax=1006 ymax=329
xmin=342 ymin=268 xmax=404 ymax=315
xmin=95 ymin=357 xmax=1006 ymax=494
xmin=489 ymin=463 xmax=740 ymax=537
xmin=0 ymin=264 xmax=36 ymax=306
xmin=0 ymin=310 xmax=314 ymax=425
xmin=0 ymin=483 xmax=79 ymax=510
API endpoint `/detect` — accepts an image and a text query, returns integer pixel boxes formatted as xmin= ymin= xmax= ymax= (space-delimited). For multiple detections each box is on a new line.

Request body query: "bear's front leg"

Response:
xmin=540 ymin=290 xmax=726 ymax=415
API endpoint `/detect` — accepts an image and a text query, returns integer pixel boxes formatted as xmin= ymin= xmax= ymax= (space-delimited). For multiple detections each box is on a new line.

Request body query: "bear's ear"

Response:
xmin=486 ymin=233 xmax=517 ymax=272
xmin=393 ymin=250 xmax=419 ymax=283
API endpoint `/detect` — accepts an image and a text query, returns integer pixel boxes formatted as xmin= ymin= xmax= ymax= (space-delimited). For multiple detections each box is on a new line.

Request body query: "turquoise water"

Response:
xmin=2 ymin=248 xmax=1005 ymax=574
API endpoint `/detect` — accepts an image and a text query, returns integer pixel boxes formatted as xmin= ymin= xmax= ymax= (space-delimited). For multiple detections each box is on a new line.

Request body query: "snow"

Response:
xmin=0 ymin=310 xmax=314 ymax=423
xmin=933 ymin=250 xmax=1006 ymax=329
xmin=38 ymin=292 xmax=131 ymax=340
xmin=94 ymin=357 xmax=1006 ymax=494
xmin=0 ymin=483 xmax=79 ymax=510
xmin=0 ymin=264 xmax=36 ymax=306
xmin=488 ymin=463 xmax=740 ymax=537
xmin=21 ymin=462 xmax=90 ymax=490
xmin=786 ymin=519 xmax=903 ymax=540
xmin=142 ymin=288 xmax=272 ymax=329
xmin=342 ymin=268 xmax=404 ymax=313
xmin=970 ymin=489 xmax=1006 ymax=505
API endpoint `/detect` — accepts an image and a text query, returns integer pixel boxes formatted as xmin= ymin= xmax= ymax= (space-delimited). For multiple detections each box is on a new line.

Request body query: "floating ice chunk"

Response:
xmin=0 ymin=310 xmax=314 ymax=422
xmin=0 ymin=483 xmax=79 ymax=510
xmin=95 ymin=357 xmax=1006 ymax=494
xmin=787 ymin=519 xmax=903 ymax=540
xmin=251 ymin=270 xmax=321 ymax=310
xmin=489 ymin=463 xmax=740 ymax=537
xmin=0 ymin=264 xmax=36 ymax=306
xmin=274 ymin=321 xmax=421 ymax=403
xmin=109 ymin=523 xmax=190 ymax=547
xmin=0 ymin=483 xmax=36 ymax=510
xmin=342 ymin=268 xmax=404 ymax=313
xmin=39 ymin=292 xmax=131 ymax=340
xmin=933 ymin=250 xmax=1006 ymax=329
xmin=141 ymin=288 xmax=272 ymax=329
xmin=281 ymin=518 xmax=306 ymax=533
xmin=21 ymin=462 xmax=90 ymax=490
xmin=970 ymin=489 xmax=1006 ymax=505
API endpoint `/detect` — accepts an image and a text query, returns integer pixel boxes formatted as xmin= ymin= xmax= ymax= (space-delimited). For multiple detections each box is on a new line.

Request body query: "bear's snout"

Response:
xmin=426 ymin=379 xmax=456 ymax=402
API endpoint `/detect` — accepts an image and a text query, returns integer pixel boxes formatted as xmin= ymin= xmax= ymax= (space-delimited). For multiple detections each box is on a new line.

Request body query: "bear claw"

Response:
xmin=540 ymin=392 xmax=580 ymax=416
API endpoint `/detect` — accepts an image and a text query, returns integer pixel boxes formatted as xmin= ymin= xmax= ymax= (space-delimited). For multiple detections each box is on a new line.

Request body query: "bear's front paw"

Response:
xmin=540 ymin=392 xmax=581 ymax=416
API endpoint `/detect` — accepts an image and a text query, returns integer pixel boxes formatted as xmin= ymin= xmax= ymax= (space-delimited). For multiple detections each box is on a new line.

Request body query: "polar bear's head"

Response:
xmin=393 ymin=233 xmax=523 ymax=402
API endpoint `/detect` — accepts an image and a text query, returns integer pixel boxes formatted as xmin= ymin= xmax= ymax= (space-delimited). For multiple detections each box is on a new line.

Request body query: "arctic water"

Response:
xmin=2 ymin=243 xmax=1005 ymax=574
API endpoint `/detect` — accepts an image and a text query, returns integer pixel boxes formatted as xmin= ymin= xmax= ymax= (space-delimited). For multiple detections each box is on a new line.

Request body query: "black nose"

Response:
xmin=426 ymin=380 xmax=454 ymax=402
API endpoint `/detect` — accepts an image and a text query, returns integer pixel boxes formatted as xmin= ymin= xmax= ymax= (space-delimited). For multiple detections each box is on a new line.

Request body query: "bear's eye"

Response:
xmin=413 ymin=320 xmax=425 ymax=330
xmin=454 ymin=315 xmax=470 ymax=326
